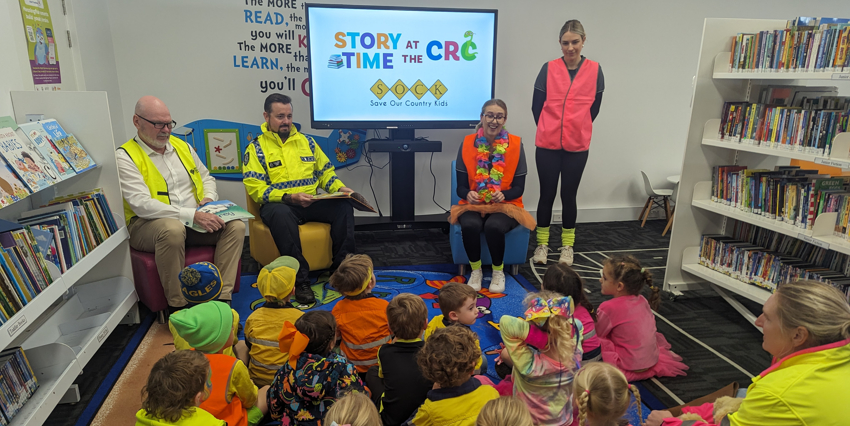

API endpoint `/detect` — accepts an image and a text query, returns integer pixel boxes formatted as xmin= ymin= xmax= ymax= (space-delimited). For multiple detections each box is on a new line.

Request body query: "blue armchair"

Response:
xmin=449 ymin=161 xmax=530 ymax=276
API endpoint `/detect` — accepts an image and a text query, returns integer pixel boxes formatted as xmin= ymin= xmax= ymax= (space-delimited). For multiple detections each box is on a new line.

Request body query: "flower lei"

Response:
xmin=474 ymin=127 xmax=509 ymax=203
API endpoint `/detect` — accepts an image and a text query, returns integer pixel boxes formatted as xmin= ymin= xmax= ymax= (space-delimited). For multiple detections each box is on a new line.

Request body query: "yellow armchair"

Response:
xmin=245 ymin=190 xmax=333 ymax=269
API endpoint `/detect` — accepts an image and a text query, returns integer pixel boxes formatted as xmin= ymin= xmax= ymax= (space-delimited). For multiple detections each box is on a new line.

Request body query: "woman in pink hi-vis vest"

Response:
xmin=531 ymin=20 xmax=604 ymax=267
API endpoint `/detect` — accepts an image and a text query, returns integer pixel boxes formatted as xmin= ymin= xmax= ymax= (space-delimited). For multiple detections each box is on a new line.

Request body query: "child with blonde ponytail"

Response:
xmin=498 ymin=290 xmax=582 ymax=425
xmin=573 ymin=362 xmax=641 ymax=426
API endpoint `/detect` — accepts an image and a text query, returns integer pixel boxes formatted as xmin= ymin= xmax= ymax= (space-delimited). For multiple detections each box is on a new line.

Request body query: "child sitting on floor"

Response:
xmin=408 ymin=326 xmax=499 ymax=426
xmin=270 ymin=310 xmax=366 ymax=425
xmin=475 ymin=396 xmax=534 ymax=426
xmin=542 ymin=264 xmax=601 ymax=362
xmin=323 ymin=392 xmax=382 ymax=426
xmin=423 ymin=282 xmax=487 ymax=375
xmin=244 ymin=256 xmax=304 ymax=387
xmin=330 ymin=254 xmax=391 ymax=376
xmin=572 ymin=362 xmax=642 ymax=426
xmin=135 ymin=350 xmax=225 ymax=426
xmin=597 ymin=255 xmax=688 ymax=381
xmin=366 ymin=293 xmax=433 ymax=426
xmin=498 ymin=291 xmax=581 ymax=426
xmin=169 ymin=301 xmax=269 ymax=426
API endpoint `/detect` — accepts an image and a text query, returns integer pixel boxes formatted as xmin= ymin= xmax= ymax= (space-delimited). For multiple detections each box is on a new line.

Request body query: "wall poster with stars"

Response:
xmin=203 ymin=128 xmax=242 ymax=174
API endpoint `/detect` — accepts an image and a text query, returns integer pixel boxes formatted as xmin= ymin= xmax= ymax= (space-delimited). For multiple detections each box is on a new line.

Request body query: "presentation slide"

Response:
xmin=307 ymin=7 xmax=496 ymax=123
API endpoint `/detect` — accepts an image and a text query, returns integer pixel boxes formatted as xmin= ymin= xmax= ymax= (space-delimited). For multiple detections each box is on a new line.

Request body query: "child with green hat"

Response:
xmin=169 ymin=301 xmax=269 ymax=426
xmin=244 ymin=255 xmax=304 ymax=387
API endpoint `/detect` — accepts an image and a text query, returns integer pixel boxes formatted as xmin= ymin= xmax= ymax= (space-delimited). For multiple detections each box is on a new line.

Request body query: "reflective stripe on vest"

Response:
xmin=247 ymin=336 xmax=279 ymax=347
xmin=349 ymin=357 xmax=379 ymax=366
xmin=535 ymin=58 xmax=599 ymax=152
xmin=250 ymin=357 xmax=283 ymax=371
xmin=200 ymin=353 xmax=247 ymax=426
xmin=342 ymin=335 xmax=390 ymax=350
xmin=459 ymin=133 xmax=524 ymax=208
xmin=584 ymin=329 xmax=596 ymax=339
xmin=119 ymin=136 xmax=204 ymax=225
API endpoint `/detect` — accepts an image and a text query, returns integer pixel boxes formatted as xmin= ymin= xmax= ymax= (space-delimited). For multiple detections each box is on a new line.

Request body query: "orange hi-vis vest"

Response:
xmin=459 ymin=133 xmax=524 ymax=208
xmin=200 ymin=354 xmax=247 ymax=426
xmin=333 ymin=297 xmax=391 ymax=373
xmin=535 ymin=58 xmax=599 ymax=152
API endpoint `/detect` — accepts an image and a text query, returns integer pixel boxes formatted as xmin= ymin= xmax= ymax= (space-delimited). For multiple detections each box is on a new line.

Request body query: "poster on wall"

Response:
xmin=204 ymin=129 xmax=242 ymax=174
xmin=18 ymin=0 xmax=61 ymax=87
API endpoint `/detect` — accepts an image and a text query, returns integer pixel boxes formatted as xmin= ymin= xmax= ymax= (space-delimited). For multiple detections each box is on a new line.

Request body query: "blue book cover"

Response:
xmin=3 ymin=248 xmax=39 ymax=297
xmin=52 ymin=133 xmax=95 ymax=174
xmin=0 ymin=253 xmax=28 ymax=306
xmin=27 ymin=227 xmax=60 ymax=273
xmin=18 ymin=122 xmax=76 ymax=181
xmin=0 ymin=127 xmax=56 ymax=193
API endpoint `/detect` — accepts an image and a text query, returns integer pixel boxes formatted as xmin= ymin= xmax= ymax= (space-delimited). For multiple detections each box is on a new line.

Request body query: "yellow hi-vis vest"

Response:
xmin=119 ymin=136 xmax=204 ymax=226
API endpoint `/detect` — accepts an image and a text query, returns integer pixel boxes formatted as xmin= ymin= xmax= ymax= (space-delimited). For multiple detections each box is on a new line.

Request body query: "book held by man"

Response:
xmin=311 ymin=191 xmax=377 ymax=213
xmin=192 ymin=200 xmax=255 ymax=233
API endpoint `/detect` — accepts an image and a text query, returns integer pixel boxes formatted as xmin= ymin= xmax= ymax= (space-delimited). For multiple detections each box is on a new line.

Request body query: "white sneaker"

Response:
xmin=489 ymin=270 xmax=506 ymax=293
xmin=532 ymin=245 xmax=549 ymax=264
xmin=559 ymin=246 xmax=574 ymax=266
xmin=468 ymin=269 xmax=483 ymax=291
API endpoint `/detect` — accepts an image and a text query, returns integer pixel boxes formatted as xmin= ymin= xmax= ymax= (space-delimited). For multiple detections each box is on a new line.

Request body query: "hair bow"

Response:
xmin=278 ymin=321 xmax=310 ymax=368
xmin=525 ymin=296 xmax=575 ymax=326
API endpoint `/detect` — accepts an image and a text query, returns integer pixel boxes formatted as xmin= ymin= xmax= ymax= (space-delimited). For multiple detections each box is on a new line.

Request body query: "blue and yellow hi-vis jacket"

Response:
xmin=243 ymin=122 xmax=345 ymax=204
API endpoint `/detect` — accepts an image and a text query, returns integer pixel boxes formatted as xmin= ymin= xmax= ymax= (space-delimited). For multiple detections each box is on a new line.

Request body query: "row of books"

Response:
xmin=710 ymin=165 xmax=848 ymax=231
xmin=700 ymin=224 xmax=850 ymax=300
xmin=728 ymin=17 xmax=850 ymax=73
xmin=0 ymin=189 xmax=117 ymax=324
xmin=717 ymin=96 xmax=850 ymax=156
xmin=0 ymin=347 xmax=38 ymax=425
xmin=0 ymin=117 xmax=96 ymax=210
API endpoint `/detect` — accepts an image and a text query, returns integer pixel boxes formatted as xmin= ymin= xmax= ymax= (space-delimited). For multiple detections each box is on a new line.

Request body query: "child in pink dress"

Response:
xmin=597 ymin=255 xmax=687 ymax=381
xmin=542 ymin=264 xmax=601 ymax=362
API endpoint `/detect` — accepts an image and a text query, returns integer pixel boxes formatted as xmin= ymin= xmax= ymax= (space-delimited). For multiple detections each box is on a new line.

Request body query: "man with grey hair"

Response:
xmin=117 ymin=96 xmax=245 ymax=314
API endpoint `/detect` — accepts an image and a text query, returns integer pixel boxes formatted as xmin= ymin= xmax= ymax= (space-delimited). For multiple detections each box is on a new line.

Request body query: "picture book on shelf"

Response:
xmin=18 ymin=122 xmax=76 ymax=181
xmin=0 ymin=160 xmax=29 ymax=209
xmin=0 ymin=127 xmax=56 ymax=193
xmin=39 ymin=119 xmax=96 ymax=173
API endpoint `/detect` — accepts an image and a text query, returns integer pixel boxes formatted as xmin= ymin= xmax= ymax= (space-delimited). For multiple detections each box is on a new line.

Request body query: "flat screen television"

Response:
xmin=305 ymin=4 xmax=497 ymax=131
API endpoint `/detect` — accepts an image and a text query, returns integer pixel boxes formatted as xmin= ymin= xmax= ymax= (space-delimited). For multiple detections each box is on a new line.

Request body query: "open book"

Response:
xmin=312 ymin=192 xmax=377 ymax=213
xmin=193 ymin=200 xmax=255 ymax=233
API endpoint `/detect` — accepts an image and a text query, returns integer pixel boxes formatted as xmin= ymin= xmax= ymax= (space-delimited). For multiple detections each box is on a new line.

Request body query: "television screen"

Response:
xmin=305 ymin=4 xmax=497 ymax=130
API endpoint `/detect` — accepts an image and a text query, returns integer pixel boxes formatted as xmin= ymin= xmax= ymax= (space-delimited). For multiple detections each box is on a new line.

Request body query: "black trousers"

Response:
xmin=259 ymin=199 xmax=355 ymax=285
xmin=458 ymin=211 xmax=518 ymax=266
xmin=535 ymin=147 xmax=589 ymax=228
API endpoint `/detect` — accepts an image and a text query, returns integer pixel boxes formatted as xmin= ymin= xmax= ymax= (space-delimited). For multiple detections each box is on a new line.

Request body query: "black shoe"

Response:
xmin=294 ymin=282 xmax=316 ymax=305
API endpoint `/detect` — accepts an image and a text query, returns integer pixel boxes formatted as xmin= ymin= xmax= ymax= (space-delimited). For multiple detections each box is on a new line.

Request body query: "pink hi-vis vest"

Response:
xmin=535 ymin=58 xmax=599 ymax=152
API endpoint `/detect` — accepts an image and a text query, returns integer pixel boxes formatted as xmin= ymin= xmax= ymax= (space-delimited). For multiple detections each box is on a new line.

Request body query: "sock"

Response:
xmin=562 ymin=228 xmax=576 ymax=247
xmin=536 ymin=226 xmax=550 ymax=246
xmin=470 ymin=260 xmax=482 ymax=270
xmin=493 ymin=264 xmax=504 ymax=271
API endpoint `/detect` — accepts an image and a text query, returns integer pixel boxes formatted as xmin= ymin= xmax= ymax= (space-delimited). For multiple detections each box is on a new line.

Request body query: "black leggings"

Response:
xmin=535 ymin=148 xmax=589 ymax=228
xmin=458 ymin=212 xmax=519 ymax=266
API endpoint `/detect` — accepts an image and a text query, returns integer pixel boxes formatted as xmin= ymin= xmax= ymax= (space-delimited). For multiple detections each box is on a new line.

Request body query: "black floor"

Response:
xmin=47 ymin=219 xmax=771 ymax=425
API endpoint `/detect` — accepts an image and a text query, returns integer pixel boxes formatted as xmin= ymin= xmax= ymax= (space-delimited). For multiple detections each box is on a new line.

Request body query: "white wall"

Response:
xmin=5 ymin=0 xmax=850 ymax=222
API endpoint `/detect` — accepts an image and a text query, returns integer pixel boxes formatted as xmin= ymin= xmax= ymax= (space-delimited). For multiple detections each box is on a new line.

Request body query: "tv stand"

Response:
xmin=355 ymin=131 xmax=447 ymax=232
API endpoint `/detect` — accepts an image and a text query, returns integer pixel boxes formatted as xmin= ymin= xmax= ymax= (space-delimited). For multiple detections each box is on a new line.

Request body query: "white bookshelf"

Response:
xmin=3 ymin=91 xmax=139 ymax=426
xmin=664 ymin=19 xmax=850 ymax=325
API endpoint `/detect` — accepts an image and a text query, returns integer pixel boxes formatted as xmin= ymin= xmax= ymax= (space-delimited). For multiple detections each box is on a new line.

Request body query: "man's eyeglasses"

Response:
xmin=136 ymin=114 xmax=176 ymax=130
xmin=483 ymin=113 xmax=506 ymax=122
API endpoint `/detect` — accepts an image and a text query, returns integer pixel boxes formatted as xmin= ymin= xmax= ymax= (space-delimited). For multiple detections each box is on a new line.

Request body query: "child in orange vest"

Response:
xmin=244 ymin=256 xmax=304 ymax=386
xmin=135 ymin=350 xmax=225 ymax=426
xmin=169 ymin=301 xmax=270 ymax=426
xmin=329 ymin=254 xmax=391 ymax=375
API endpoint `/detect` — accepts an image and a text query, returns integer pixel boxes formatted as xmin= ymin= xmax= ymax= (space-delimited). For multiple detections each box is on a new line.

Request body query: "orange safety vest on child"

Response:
xmin=535 ymin=58 xmax=599 ymax=152
xmin=332 ymin=296 xmax=391 ymax=373
xmin=459 ymin=133 xmax=524 ymax=208
xmin=200 ymin=354 xmax=247 ymax=426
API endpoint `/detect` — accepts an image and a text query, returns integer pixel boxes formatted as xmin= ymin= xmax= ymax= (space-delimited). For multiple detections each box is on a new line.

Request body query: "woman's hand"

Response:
xmin=492 ymin=191 xmax=505 ymax=203
xmin=643 ymin=410 xmax=674 ymax=426
xmin=466 ymin=191 xmax=481 ymax=204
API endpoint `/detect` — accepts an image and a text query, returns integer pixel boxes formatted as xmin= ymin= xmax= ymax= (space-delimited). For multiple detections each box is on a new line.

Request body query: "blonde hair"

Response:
xmin=329 ymin=254 xmax=374 ymax=300
xmin=573 ymin=362 xmax=641 ymax=426
xmin=560 ymin=20 xmax=586 ymax=40
xmin=775 ymin=280 xmax=850 ymax=347
xmin=323 ymin=391 xmax=381 ymax=426
xmin=524 ymin=290 xmax=578 ymax=365
xmin=476 ymin=396 xmax=533 ymax=426
xmin=387 ymin=293 xmax=428 ymax=340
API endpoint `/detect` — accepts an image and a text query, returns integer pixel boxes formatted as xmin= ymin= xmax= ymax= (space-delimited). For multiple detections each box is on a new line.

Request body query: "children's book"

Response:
xmin=312 ymin=191 xmax=377 ymax=213
xmin=191 ymin=200 xmax=254 ymax=233
xmin=39 ymin=120 xmax=96 ymax=173
xmin=0 ymin=127 xmax=56 ymax=193
xmin=0 ymin=159 xmax=29 ymax=210
xmin=18 ymin=122 xmax=76 ymax=181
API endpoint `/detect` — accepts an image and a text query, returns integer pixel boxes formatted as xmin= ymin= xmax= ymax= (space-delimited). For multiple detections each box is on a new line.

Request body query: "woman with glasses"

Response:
xmin=531 ymin=19 xmax=605 ymax=267
xmin=450 ymin=99 xmax=535 ymax=293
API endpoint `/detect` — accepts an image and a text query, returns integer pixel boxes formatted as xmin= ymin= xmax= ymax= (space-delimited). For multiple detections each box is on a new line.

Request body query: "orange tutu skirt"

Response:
xmin=448 ymin=203 xmax=536 ymax=231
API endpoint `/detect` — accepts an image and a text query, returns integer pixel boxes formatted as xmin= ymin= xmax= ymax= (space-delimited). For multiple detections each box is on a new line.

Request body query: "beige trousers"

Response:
xmin=128 ymin=217 xmax=245 ymax=307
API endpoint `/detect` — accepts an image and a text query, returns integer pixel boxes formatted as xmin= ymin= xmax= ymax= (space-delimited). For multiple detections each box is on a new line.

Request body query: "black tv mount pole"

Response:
xmin=354 ymin=128 xmax=448 ymax=232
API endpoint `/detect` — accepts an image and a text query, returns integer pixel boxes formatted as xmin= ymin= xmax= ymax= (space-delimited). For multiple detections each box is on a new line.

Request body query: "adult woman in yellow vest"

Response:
xmin=531 ymin=20 xmax=605 ymax=266
xmin=450 ymin=99 xmax=535 ymax=294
